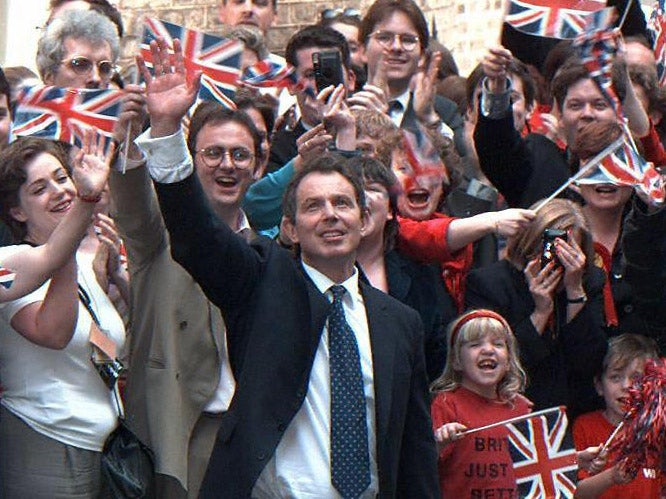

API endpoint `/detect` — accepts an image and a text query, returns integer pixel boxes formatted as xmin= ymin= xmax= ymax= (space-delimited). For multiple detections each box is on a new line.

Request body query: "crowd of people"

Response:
xmin=0 ymin=0 xmax=664 ymax=497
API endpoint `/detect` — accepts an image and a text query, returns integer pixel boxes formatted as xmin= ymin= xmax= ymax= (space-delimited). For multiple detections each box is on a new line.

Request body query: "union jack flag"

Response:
xmin=505 ymin=0 xmax=605 ymax=39
xmin=0 ymin=266 xmax=16 ymax=289
xmin=11 ymin=85 xmax=123 ymax=145
xmin=141 ymin=18 xmax=243 ymax=109
xmin=584 ymin=136 xmax=666 ymax=205
xmin=573 ymin=7 xmax=622 ymax=117
xmin=647 ymin=0 xmax=666 ymax=86
xmin=507 ymin=407 xmax=578 ymax=498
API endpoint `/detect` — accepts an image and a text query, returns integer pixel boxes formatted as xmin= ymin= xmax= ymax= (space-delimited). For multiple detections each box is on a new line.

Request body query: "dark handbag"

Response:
xmin=102 ymin=417 xmax=156 ymax=498
xmin=78 ymin=284 xmax=156 ymax=498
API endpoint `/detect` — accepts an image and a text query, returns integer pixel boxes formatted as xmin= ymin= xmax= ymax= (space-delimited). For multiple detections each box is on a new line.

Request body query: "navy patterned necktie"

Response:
xmin=328 ymin=285 xmax=371 ymax=499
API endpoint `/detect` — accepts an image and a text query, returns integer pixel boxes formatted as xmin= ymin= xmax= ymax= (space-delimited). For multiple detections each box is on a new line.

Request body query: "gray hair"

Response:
xmin=36 ymin=9 xmax=120 ymax=80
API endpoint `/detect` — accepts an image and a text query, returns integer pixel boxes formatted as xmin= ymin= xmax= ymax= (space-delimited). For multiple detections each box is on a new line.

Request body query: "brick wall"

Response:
xmin=117 ymin=0 xmax=504 ymax=76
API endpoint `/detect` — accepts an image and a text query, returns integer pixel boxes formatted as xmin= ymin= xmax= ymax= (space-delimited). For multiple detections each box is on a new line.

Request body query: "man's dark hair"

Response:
xmin=282 ymin=154 xmax=366 ymax=223
xmin=0 ymin=137 xmax=71 ymax=241
xmin=551 ymin=58 xmax=626 ymax=111
xmin=285 ymin=25 xmax=351 ymax=70
xmin=187 ymin=103 xmax=264 ymax=163
xmin=466 ymin=57 xmax=537 ymax=112
xmin=233 ymin=88 xmax=277 ymax=136
xmin=360 ymin=0 xmax=429 ymax=53
xmin=49 ymin=0 xmax=124 ymax=36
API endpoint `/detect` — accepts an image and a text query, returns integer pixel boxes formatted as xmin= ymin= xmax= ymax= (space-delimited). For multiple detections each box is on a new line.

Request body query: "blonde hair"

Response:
xmin=431 ymin=310 xmax=527 ymax=403
xmin=505 ymin=198 xmax=594 ymax=270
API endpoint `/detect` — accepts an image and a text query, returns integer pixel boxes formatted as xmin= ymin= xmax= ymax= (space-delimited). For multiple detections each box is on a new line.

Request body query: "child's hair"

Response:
xmin=599 ymin=334 xmax=659 ymax=377
xmin=431 ymin=309 xmax=527 ymax=403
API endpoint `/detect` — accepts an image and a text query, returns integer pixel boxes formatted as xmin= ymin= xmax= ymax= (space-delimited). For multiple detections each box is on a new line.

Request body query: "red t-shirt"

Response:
xmin=573 ymin=410 xmax=663 ymax=499
xmin=431 ymin=386 xmax=532 ymax=499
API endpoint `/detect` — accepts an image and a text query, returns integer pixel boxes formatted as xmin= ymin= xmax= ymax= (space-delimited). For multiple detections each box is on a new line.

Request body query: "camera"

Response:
xmin=312 ymin=50 xmax=344 ymax=94
xmin=541 ymin=228 xmax=567 ymax=269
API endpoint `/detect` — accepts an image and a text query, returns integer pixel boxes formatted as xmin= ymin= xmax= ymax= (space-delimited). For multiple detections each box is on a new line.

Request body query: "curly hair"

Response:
xmin=36 ymin=9 xmax=119 ymax=81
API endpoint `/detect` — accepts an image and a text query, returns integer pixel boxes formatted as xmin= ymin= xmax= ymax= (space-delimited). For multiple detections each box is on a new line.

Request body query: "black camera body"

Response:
xmin=312 ymin=50 xmax=344 ymax=94
xmin=541 ymin=228 xmax=567 ymax=269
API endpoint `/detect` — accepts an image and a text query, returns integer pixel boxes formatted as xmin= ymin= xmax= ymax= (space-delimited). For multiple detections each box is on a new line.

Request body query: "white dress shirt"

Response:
xmin=253 ymin=264 xmax=378 ymax=498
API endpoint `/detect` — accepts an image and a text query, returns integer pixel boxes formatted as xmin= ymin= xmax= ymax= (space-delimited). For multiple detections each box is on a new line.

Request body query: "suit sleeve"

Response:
xmin=474 ymin=112 xmax=534 ymax=208
xmin=396 ymin=312 xmax=440 ymax=498
xmin=109 ymin=165 xmax=167 ymax=272
xmin=155 ymin=174 xmax=263 ymax=313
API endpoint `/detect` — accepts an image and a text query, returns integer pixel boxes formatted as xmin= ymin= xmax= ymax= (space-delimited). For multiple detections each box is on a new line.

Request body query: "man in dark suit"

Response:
xmin=137 ymin=37 xmax=439 ymax=498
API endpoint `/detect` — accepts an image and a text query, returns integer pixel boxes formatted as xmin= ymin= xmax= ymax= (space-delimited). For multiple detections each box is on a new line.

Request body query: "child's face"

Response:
xmin=455 ymin=332 xmax=510 ymax=399
xmin=595 ymin=357 xmax=646 ymax=424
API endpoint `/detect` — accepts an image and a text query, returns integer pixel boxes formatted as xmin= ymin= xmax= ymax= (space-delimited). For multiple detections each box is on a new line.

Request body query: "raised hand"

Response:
xmin=346 ymin=83 xmax=388 ymax=114
xmin=136 ymin=37 xmax=202 ymax=137
xmin=413 ymin=51 xmax=442 ymax=126
xmin=482 ymin=46 xmax=513 ymax=94
xmin=323 ymin=84 xmax=356 ymax=151
xmin=492 ymin=208 xmax=536 ymax=238
xmin=555 ymin=235 xmax=586 ymax=297
xmin=524 ymin=258 xmax=562 ymax=326
xmin=71 ymin=127 xmax=115 ymax=201
xmin=112 ymin=83 xmax=147 ymax=145
xmin=295 ymin=124 xmax=333 ymax=170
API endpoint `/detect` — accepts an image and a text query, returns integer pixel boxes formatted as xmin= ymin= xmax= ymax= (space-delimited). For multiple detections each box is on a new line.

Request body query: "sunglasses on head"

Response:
xmin=320 ymin=7 xmax=362 ymax=21
xmin=61 ymin=56 xmax=116 ymax=77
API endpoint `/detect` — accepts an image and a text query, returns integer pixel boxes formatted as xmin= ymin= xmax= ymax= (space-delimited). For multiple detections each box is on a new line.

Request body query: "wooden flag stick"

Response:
xmin=599 ymin=420 xmax=624 ymax=455
xmin=459 ymin=405 xmax=565 ymax=437
xmin=534 ymin=136 xmax=625 ymax=212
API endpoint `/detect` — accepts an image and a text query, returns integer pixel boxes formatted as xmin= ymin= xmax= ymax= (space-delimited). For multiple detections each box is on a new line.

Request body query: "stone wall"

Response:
xmin=117 ymin=0 xmax=504 ymax=76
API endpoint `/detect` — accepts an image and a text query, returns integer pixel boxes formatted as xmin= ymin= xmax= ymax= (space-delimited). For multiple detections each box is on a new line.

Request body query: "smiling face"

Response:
xmin=193 ymin=120 xmax=261 ymax=217
xmin=455 ymin=331 xmax=510 ymax=399
xmin=578 ymin=182 xmax=633 ymax=212
xmin=560 ymin=78 xmax=617 ymax=147
xmin=10 ymin=152 xmax=76 ymax=244
xmin=362 ymin=179 xmax=392 ymax=241
xmin=364 ymin=10 xmax=424 ymax=96
xmin=391 ymin=148 xmax=443 ymax=221
xmin=596 ymin=357 xmax=647 ymax=425
xmin=283 ymin=170 xmax=365 ymax=281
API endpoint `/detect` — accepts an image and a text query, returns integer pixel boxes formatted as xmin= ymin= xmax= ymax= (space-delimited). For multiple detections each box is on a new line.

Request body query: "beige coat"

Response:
xmin=110 ymin=166 xmax=227 ymax=491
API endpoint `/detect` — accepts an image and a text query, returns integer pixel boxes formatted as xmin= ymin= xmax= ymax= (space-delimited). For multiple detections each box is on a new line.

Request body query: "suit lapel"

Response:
xmin=361 ymin=284 xmax=395 ymax=452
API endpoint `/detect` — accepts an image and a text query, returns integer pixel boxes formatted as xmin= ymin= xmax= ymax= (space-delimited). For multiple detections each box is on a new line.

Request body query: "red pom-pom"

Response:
xmin=609 ymin=358 xmax=666 ymax=476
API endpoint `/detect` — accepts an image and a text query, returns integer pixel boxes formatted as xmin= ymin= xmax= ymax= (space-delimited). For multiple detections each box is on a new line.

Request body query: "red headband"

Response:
xmin=450 ymin=309 xmax=511 ymax=349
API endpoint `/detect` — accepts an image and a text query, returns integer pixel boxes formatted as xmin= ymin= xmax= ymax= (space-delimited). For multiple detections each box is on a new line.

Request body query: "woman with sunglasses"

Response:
xmin=0 ymin=131 xmax=125 ymax=498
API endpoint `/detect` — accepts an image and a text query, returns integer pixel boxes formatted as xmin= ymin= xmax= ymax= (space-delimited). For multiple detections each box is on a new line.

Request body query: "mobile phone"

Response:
xmin=312 ymin=50 xmax=344 ymax=94
xmin=541 ymin=228 xmax=567 ymax=269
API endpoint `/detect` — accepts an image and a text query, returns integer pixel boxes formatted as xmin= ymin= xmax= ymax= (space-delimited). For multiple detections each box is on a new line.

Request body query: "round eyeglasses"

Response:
xmin=369 ymin=31 xmax=420 ymax=52
xmin=320 ymin=7 xmax=362 ymax=21
xmin=61 ymin=57 xmax=116 ymax=77
xmin=196 ymin=146 xmax=255 ymax=169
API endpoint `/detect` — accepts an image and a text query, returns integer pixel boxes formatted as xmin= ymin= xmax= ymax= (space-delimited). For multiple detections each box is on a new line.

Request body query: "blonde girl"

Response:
xmin=431 ymin=309 xmax=531 ymax=499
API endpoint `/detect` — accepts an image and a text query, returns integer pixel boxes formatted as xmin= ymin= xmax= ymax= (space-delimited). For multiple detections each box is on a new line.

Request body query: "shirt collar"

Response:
xmin=301 ymin=261 xmax=360 ymax=302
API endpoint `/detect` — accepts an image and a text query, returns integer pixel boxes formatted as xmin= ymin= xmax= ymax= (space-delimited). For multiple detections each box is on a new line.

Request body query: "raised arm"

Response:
xmin=0 ymin=129 xmax=112 ymax=303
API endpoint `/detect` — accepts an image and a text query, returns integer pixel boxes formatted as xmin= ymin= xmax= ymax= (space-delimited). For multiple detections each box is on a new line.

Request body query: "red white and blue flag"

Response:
xmin=647 ymin=0 xmax=666 ymax=86
xmin=507 ymin=406 xmax=578 ymax=498
xmin=584 ymin=136 xmax=666 ymax=205
xmin=505 ymin=0 xmax=605 ymax=39
xmin=11 ymin=85 xmax=123 ymax=145
xmin=0 ymin=267 xmax=16 ymax=289
xmin=141 ymin=18 xmax=243 ymax=109
xmin=573 ymin=7 xmax=622 ymax=117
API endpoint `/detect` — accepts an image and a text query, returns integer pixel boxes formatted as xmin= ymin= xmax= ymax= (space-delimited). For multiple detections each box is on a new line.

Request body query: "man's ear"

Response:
xmin=217 ymin=1 xmax=228 ymax=24
xmin=593 ymin=375 xmax=603 ymax=397
xmin=360 ymin=207 xmax=369 ymax=235
xmin=346 ymin=67 xmax=356 ymax=93
xmin=281 ymin=215 xmax=299 ymax=244
xmin=9 ymin=206 xmax=27 ymax=223
xmin=525 ymin=99 xmax=536 ymax=121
